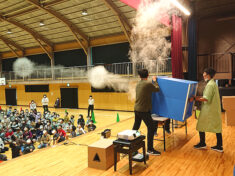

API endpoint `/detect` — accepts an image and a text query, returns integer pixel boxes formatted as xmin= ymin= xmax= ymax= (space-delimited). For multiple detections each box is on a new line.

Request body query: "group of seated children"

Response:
xmin=0 ymin=106 xmax=96 ymax=160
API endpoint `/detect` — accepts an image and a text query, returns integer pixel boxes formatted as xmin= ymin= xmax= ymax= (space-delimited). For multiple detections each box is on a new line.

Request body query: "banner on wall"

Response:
xmin=0 ymin=78 xmax=6 ymax=85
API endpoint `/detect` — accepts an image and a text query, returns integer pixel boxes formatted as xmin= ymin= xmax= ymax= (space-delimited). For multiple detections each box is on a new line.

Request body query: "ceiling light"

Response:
xmin=170 ymin=0 xmax=190 ymax=16
xmin=39 ymin=21 xmax=45 ymax=26
xmin=7 ymin=29 xmax=12 ymax=34
xmin=82 ymin=9 xmax=88 ymax=15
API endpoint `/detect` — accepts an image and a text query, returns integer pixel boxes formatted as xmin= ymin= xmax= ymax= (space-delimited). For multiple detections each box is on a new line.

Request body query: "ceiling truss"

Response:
xmin=101 ymin=0 xmax=131 ymax=42
xmin=0 ymin=15 xmax=54 ymax=59
xmin=0 ymin=35 xmax=24 ymax=57
xmin=26 ymin=0 xmax=89 ymax=55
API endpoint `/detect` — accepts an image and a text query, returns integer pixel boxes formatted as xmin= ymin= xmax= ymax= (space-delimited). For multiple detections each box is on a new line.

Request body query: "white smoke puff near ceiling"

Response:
xmin=87 ymin=66 xmax=129 ymax=92
xmin=13 ymin=57 xmax=35 ymax=77
xmin=129 ymin=0 xmax=173 ymax=72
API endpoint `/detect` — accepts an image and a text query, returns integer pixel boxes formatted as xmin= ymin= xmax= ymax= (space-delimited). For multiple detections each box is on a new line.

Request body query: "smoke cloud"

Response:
xmin=13 ymin=57 xmax=35 ymax=77
xmin=129 ymin=0 xmax=174 ymax=72
xmin=13 ymin=57 xmax=87 ymax=78
xmin=88 ymin=66 xmax=137 ymax=101
xmin=87 ymin=66 xmax=129 ymax=92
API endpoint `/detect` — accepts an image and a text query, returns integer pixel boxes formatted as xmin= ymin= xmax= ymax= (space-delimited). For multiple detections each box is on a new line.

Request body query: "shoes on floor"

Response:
xmin=147 ymin=149 xmax=161 ymax=156
xmin=211 ymin=146 xmax=224 ymax=153
xmin=194 ymin=143 xmax=207 ymax=149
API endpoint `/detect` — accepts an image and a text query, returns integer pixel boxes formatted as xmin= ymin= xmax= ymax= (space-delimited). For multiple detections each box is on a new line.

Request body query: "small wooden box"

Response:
xmin=88 ymin=139 xmax=119 ymax=170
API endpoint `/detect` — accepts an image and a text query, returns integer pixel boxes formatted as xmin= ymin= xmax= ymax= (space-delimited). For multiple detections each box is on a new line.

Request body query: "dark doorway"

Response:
xmin=5 ymin=88 xmax=17 ymax=106
xmin=60 ymin=88 xmax=78 ymax=109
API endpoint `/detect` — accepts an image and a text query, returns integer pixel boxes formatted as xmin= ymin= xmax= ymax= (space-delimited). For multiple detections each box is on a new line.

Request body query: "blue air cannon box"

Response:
xmin=152 ymin=77 xmax=198 ymax=122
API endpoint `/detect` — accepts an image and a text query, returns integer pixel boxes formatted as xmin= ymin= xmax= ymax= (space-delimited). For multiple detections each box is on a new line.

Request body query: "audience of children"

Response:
xmin=0 ymin=106 xmax=95 ymax=161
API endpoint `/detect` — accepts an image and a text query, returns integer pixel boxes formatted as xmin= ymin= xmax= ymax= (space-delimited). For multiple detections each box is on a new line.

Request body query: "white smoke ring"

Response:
xmin=87 ymin=66 xmax=129 ymax=92
xmin=13 ymin=57 xmax=35 ymax=77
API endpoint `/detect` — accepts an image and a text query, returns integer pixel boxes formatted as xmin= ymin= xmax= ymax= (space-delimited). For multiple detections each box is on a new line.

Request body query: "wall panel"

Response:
xmin=0 ymin=83 xmax=134 ymax=111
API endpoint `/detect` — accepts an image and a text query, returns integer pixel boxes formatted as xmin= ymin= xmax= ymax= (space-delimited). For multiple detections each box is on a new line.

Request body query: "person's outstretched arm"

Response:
xmin=149 ymin=76 xmax=160 ymax=92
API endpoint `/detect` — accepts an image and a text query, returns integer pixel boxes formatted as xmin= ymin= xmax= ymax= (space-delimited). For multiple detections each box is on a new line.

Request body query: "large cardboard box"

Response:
xmin=88 ymin=139 xmax=119 ymax=170
xmin=222 ymin=96 xmax=235 ymax=110
xmin=222 ymin=96 xmax=235 ymax=126
xmin=152 ymin=77 xmax=198 ymax=122
xmin=225 ymin=110 xmax=235 ymax=126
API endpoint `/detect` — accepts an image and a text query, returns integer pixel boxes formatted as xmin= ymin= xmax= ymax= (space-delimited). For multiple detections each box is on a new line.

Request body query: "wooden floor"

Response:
xmin=0 ymin=107 xmax=234 ymax=176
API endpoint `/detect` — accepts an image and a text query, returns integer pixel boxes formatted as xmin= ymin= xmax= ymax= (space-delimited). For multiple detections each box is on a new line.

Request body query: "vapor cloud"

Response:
xmin=129 ymin=0 xmax=174 ymax=72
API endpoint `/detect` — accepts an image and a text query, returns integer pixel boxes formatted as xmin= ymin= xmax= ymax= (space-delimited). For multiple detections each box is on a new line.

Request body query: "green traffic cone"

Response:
xmin=116 ymin=113 xmax=120 ymax=122
xmin=92 ymin=111 xmax=96 ymax=123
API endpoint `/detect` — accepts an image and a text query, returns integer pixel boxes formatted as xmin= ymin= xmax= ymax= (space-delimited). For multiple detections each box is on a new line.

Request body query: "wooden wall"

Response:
xmin=0 ymin=83 xmax=135 ymax=111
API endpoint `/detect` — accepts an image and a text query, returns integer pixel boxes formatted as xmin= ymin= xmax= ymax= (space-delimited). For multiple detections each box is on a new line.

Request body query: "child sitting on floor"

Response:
xmin=77 ymin=124 xmax=86 ymax=136
xmin=87 ymin=121 xmax=96 ymax=132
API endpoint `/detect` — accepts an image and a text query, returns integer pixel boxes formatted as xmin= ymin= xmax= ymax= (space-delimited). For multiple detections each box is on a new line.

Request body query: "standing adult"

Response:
xmin=132 ymin=69 xmax=161 ymax=155
xmin=88 ymin=95 xmax=94 ymax=117
xmin=42 ymin=95 xmax=49 ymax=113
xmin=190 ymin=68 xmax=223 ymax=152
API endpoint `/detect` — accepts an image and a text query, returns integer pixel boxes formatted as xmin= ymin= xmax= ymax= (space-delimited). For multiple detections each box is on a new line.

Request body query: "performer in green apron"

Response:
xmin=190 ymin=68 xmax=223 ymax=152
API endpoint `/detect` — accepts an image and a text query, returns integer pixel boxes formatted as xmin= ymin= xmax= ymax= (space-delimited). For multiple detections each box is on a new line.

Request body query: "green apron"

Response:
xmin=196 ymin=79 xmax=222 ymax=133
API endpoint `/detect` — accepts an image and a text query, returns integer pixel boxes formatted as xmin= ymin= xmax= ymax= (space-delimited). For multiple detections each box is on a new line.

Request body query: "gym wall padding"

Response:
xmin=0 ymin=83 xmax=134 ymax=111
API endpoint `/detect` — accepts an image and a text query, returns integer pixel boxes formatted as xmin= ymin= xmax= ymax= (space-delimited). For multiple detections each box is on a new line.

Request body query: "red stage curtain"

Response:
xmin=171 ymin=15 xmax=183 ymax=79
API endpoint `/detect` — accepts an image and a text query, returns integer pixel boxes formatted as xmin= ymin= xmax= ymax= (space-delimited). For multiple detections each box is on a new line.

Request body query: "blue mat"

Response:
xmin=152 ymin=77 xmax=198 ymax=122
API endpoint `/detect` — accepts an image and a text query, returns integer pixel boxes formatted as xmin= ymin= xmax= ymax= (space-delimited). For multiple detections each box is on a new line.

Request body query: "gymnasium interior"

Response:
xmin=0 ymin=0 xmax=235 ymax=176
